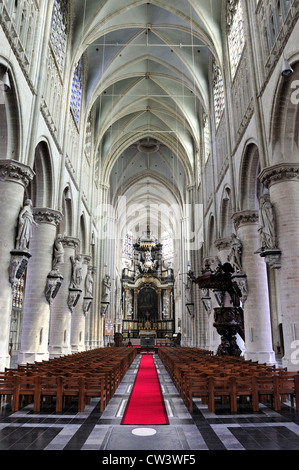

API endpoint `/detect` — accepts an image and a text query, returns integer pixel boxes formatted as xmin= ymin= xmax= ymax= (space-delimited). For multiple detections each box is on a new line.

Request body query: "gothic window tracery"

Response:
xmin=227 ymin=0 xmax=246 ymax=79
xmin=50 ymin=0 xmax=68 ymax=76
xmin=122 ymin=233 xmax=134 ymax=262
xmin=70 ymin=58 xmax=83 ymax=126
xmin=213 ymin=63 xmax=225 ymax=127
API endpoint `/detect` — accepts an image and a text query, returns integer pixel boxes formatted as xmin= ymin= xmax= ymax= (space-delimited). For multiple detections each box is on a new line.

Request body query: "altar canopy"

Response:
xmin=121 ymin=228 xmax=175 ymax=341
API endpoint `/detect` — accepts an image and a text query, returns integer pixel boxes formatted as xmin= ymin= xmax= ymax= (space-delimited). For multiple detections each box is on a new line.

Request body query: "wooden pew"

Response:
xmin=0 ymin=373 xmax=18 ymax=409
xmin=1 ymin=347 xmax=137 ymax=414
xmin=158 ymin=347 xmax=299 ymax=414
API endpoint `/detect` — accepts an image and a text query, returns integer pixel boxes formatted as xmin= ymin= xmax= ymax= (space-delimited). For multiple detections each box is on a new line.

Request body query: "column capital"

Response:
xmin=0 ymin=159 xmax=35 ymax=187
xmin=232 ymin=210 xmax=259 ymax=230
xmin=99 ymin=182 xmax=110 ymax=191
xmin=259 ymin=163 xmax=299 ymax=188
xmin=80 ymin=254 xmax=92 ymax=265
xmin=62 ymin=236 xmax=80 ymax=249
xmin=186 ymin=183 xmax=196 ymax=191
xmin=214 ymin=237 xmax=231 ymax=251
xmin=33 ymin=208 xmax=63 ymax=226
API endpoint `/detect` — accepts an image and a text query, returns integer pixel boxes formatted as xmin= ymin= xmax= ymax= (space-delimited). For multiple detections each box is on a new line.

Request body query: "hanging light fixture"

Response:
xmin=0 ymin=70 xmax=11 ymax=92
xmin=186 ymin=302 xmax=194 ymax=316
xmin=223 ymin=188 xmax=230 ymax=201
xmin=281 ymin=56 xmax=293 ymax=78
xmin=64 ymin=186 xmax=71 ymax=201
xmin=201 ymin=293 xmax=211 ymax=312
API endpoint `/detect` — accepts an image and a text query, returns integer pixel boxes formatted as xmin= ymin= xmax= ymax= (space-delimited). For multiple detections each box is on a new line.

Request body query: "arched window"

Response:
xmin=213 ymin=63 xmax=225 ymax=127
xmin=70 ymin=58 xmax=83 ymax=126
xmin=227 ymin=0 xmax=245 ymax=79
xmin=50 ymin=0 xmax=68 ymax=76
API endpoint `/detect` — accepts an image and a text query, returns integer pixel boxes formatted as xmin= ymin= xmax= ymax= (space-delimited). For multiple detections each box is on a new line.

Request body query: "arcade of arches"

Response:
xmin=0 ymin=0 xmax=299 ymax=378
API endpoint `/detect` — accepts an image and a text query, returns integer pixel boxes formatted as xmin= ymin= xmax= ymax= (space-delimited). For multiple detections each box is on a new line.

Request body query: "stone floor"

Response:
xmin=1 ymin=353 xmax=299 ymax=458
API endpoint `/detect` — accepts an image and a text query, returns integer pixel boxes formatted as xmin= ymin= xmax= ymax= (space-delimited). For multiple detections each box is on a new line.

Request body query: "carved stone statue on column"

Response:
xmin=15 ymin=199 xmax=38 ymax=251
xmin=67 ymin=255 xmax=83 ymax=312
xmin=85 ymin=269 xmax=94 ymax=298
xmin=70 ymin=255 xmax=83 ymax=289
xmin=52 ymin=233 xmax=64 ymax=269
xmin=227 ymin=233 xmax=243 ymax=273
xmin=255 ymin=194 xmax=281 ymax=268
xmin=9 ymin=199 xmax=37 ymax=287
xmin=257 ymin=194 xmax=277 ymax=251
xmin=83 ymin=268 xmax=94 ymax=315
xmin=102 ymin=274 xmax=111 ymax=302
xmin=44 ymin=234 xmax=65 ymax=305
xmin=101 ymin=274 xmax=111 ymax=316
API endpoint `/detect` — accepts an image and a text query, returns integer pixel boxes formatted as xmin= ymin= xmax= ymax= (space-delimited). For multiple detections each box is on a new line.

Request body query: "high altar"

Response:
xmin=121 ymin=228 xmax=174 ymax=342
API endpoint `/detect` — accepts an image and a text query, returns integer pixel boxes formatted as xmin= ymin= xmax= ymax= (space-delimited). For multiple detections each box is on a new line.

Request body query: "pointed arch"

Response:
xmin=80 ymin=213 xmax=88 ymax=254
xmin=219 ymin=186 xmax=233 ymax=238
xmin=0 ymin=64 xmax=20 ymax=161
xmin=31 ymin=140 xmax=54 ymax=208
xmin=59 ymin=185 xmax=73 ymax=236
xmin=239 ymin=142 xmax=264 ymax=212
xmin=270 ymin=60 xmax=299 ymax=163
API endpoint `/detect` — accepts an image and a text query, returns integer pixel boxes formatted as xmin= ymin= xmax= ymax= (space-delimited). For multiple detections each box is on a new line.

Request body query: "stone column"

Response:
xmin=70 ymin=254 xmax=91 ymax=353
xmin=48 ymin=236 xmax=80 ymax=358
xmin=259 ymin=164 xmax=299 ymax=370
xmin=0 ymin=160 xmax=34 ymax=371
xmin=17 ymin=208 xmax=62 ymax=364
xmin=232 ymin=211 xmax=275 ymax=364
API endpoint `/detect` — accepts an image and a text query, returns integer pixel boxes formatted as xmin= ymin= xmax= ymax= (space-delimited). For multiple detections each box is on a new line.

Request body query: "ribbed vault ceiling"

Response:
xmin=72 ymin=0 xmax=224 ymax=238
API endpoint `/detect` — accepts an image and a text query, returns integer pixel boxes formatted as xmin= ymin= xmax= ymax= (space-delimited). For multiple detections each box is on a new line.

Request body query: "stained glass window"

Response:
xmin=227 ymin=0 xmax=245 ymax=78
xmin=70 ymin=58 xmax=83 ymax=126
xmin=213 ymin=63 xmax=225 ymax=127
xmin=12 ymin=274 xmax=25 ymax=309
xmin=50 ymin=0 xmax=68 ymax=75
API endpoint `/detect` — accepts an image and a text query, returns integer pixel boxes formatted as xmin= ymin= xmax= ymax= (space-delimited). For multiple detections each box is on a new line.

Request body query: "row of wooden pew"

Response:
xmin=0 ymin=347 xmax=137 ymax=414
xmin=158 ymin=347 xmax=299 ymax=414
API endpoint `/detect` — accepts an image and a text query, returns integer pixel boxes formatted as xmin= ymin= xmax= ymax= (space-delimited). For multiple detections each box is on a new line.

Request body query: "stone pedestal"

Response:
xmin=214 ymin=237 xmax=231 ymax=264
xmin=233 ymin=211 xmax=276 ymax=364
xmin=213 ymin=307 xmax=243 ymax=357
xmin=260 ymin=164 xmax=299 ymax=370
xmin=48 ymin=236 xmax=79 ymax=358
xmin=17 ymin=208 xmax=62 ymax=365
xmin=0 ymin=160 xmax=34 ymax=371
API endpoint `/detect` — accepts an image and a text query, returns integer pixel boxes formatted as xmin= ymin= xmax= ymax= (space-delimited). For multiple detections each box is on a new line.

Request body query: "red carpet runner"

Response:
xmin=121 ymin=354 xmax=169 ymax=425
